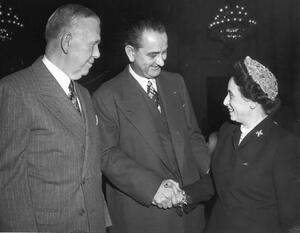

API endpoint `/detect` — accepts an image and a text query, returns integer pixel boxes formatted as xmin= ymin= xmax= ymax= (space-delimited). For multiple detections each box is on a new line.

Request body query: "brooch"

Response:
xmin=255 ymin=129 xmax=263 ymax=137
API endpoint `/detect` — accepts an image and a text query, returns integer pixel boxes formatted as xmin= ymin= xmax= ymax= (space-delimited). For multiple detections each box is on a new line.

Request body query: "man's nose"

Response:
xmin=155 ymin=54 xmax=165 ymax=67
xmin=93 ymin=45 xmax=101 ymax=59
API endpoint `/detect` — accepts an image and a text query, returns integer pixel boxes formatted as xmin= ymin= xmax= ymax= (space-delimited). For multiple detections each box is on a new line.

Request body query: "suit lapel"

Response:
xmin=30 ymin=58 xmax=85 ymax=142
xmin=232 ymin=126 xmax=241 ymax=149
xmin=237 ymin=117 xmax=270 ymax=162
xmin=118 ymin=69 xmax=170 ymax=167
xmin=157 ymin=75 xmax=185 ymax=175
xmin=76 ymin=85 xmax=91 ymax=178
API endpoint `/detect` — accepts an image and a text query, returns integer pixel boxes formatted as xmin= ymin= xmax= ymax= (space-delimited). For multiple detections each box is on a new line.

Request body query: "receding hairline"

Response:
xmin=132 ymin=29 xmax=168 ymax=50
xmin=124 ymin=18 xmax=166 ymax=48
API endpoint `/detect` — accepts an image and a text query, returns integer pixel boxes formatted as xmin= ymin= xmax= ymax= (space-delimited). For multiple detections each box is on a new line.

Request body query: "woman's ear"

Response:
xmin=249 ymin=101 xmax=257 ymax=110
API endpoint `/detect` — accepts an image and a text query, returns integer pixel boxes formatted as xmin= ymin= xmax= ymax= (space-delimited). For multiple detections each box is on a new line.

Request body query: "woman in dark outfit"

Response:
xmin=184 ymin=56 xmax=300 ymax=233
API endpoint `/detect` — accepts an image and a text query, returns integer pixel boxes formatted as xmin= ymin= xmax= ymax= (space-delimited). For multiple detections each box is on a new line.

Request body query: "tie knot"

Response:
xmin=147 ymin=80 xmax=153 ymax=94
xmin=146 ymin=80 xmax=161 ymax=113
xmin=68 ymin=80 xmax=75 ymax=95
xmin=68 ymin=80 xmax=81 ymax=114
xmin=68 ymin=80 xmax=78 ymax=101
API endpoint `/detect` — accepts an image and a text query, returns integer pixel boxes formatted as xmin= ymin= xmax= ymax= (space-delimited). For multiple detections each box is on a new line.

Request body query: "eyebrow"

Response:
xmin=147 ymin=49 xmax=167 ymax=56
xmin=147 ymin=51 xmax=160 ymax=55
xmin=90 ymin=39 xmax=101 ymax=45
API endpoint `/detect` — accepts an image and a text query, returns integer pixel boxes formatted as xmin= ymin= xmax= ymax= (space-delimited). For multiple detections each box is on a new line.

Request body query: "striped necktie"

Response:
xmin=147 ymin=80 xmax=161 ymax=113
xmin=68 ymin=80 xmax=81 ymax=114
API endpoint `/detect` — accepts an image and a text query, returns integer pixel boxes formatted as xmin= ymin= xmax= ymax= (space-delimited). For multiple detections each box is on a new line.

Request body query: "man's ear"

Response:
xmin=61 ymin=33 xmax=72 ymax=54
xmin=125 ymin=45 xmax=136 ymax=62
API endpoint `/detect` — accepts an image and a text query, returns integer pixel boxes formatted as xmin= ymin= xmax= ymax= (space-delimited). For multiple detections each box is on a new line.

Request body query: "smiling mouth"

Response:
xmin=152 ymin=66 xmax=160 ymax=69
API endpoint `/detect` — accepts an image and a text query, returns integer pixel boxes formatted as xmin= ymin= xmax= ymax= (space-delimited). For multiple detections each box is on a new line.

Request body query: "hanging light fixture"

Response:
xmin=0 ymin=2 xmax=24 ymax=42
xmin=208 ymin=4 xmax=257 ymax=47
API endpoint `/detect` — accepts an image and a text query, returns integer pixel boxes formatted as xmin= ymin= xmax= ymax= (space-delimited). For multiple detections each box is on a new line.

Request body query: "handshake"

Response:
xmin=152 ymin=179 xmax=189 ymax=210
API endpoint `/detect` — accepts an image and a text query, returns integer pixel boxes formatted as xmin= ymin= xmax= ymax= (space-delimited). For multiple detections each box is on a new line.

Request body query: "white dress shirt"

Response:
xmin=42 ymin=56 xmax=81 ymax=111
xmin=128 ymin=64 xmax=158 ymax=92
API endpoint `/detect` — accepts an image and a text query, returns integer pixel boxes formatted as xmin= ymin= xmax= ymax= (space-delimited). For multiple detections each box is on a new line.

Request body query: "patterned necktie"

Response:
xmin=68 ymin=80 xmax=81 ymax=114
xmin=147 ymin=80 xmax=161 ymax=113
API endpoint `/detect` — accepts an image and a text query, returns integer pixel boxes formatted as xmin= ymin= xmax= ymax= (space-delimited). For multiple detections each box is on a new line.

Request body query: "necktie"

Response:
xmin=68 ymin=80 xmax=81 ymax=114
xmin=147 ymin=80 xmax=161 ymax=113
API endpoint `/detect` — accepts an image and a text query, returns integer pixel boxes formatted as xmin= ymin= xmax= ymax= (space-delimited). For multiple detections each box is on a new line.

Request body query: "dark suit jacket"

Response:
xmin=92 ymin=66 xmax=211 ymax=233
xmin=0 ymin=58 xmax=109 ymax=233
xmin=201 ymin=117 xmax=300 ymax=233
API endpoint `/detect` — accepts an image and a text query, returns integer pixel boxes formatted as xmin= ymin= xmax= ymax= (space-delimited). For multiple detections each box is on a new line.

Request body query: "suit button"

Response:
xmin=79 ymin=209 xmax=85 ymax=216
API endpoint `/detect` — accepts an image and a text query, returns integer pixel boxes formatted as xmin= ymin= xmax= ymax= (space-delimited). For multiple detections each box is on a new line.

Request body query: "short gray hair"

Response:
xmin=45 ymin=4 xmax=100 ymax=43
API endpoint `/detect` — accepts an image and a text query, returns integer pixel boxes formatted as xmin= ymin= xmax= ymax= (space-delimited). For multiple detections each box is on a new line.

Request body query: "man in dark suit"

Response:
xmin=0 ymin=4 xmax=110 ymax=232
xmin=93 ymin=18 xmax=212 ymax=233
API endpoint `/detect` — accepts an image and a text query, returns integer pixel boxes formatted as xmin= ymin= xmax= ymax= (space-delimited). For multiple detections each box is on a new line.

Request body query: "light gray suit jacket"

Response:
xmin=0 ymin=57 xmax=109 ymax=233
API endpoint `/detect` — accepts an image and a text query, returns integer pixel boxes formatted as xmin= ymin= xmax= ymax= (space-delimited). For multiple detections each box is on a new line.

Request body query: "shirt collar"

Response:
xmin=239 ymin=115 xmax=268 ymax=144
xmin=42 ymin=55 xmax=71 ymax=95
xmin=128 ymin=64 xmax=157 ymax=92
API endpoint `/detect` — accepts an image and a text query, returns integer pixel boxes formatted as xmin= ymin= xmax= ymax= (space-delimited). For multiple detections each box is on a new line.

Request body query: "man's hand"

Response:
xmin=152 ymin=179 xmax=183 ymax=209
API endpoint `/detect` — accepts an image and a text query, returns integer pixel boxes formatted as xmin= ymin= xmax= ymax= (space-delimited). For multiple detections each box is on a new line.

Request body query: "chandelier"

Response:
xmin=0 ymin=2 xmax=24 ymax=42
xmin=208 ymin=4 xmax=257 ymax=46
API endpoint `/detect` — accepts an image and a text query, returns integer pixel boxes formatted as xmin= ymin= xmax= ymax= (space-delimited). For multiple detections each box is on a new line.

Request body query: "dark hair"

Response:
xmin=124 ymin=18 xmax=166 ymax=48
xmin=45 ymin=4 xmax=100 ymax=43
xmin=232 ymin=59 xmax=280 ymax=115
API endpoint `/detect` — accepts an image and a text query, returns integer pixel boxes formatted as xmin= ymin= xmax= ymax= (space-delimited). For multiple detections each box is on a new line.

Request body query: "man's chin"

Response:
xmin=74 ymin=69 xmax=90 ymax=80
xmin=149 ymin=70 xmax=161 ymax=78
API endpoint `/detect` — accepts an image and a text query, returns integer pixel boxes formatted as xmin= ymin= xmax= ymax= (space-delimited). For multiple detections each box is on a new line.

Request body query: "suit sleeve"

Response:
xmin=273 ymin=134 xmax=300 ymax=232
xmin=93 ymin=91 xmax=162 ymax=207
xmin=178 ymin=75 xmax=211 ymax=176
xmin=0 ymin=83 xmax=37 ymax=231
xmin=182 ymin=173 xmax=215 ymax=213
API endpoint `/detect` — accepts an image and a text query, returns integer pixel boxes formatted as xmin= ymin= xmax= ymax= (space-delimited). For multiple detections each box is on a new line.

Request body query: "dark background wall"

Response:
xmin=1 ymin=0 xmax=299 ymax=137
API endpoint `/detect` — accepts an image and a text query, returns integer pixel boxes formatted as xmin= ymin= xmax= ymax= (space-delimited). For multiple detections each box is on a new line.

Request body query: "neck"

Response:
xmin=46 ymin=52 xmax=72 ymax=77
xmin=242 ymin=110 xmax=267 ymax=129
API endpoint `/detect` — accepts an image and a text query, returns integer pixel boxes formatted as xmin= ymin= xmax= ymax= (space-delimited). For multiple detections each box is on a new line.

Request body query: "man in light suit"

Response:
xmin=93 ymin=18 xmax=212 ymax=233
xmin=0 ymin=4 xmax=110 ymax=232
